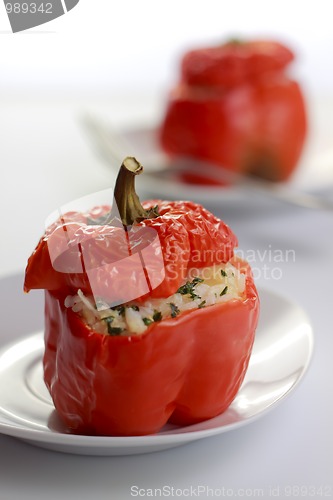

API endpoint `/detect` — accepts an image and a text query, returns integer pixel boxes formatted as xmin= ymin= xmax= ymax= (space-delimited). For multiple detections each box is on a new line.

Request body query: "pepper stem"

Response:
xmin=113 ymin=157 xmax=158 ymax=226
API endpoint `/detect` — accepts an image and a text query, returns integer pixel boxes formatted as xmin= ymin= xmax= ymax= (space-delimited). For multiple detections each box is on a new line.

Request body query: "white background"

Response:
xmin=0 ymin=0 xmax=332 ymax=96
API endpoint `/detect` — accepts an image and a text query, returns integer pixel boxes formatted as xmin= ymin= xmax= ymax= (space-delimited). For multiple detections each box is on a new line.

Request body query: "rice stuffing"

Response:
xmin=64 ymin=262 xmax=246 ymax=336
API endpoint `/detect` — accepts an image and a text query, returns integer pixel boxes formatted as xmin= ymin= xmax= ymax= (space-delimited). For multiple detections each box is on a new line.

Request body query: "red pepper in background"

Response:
xmin=24 ymin=158 xmax=259 ymax=436
xmin=160 ymin=39 xmax=307 ymax=182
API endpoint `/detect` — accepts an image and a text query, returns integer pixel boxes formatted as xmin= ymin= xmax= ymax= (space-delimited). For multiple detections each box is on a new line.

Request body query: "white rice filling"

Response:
xmin=64 ymin=262 xmax=246 ymax=336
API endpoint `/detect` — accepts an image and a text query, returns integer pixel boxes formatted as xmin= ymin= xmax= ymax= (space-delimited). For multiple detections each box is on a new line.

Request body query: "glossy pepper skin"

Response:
xmin=160 ymin=40 xmax=307 ymax=182
xmin=24 ymin=200 xmax=237 ymax=302
xmin=24 ymin=158 xmax=259 ymax=436
xmin=43 ymin=257 xmax=258 ymax=436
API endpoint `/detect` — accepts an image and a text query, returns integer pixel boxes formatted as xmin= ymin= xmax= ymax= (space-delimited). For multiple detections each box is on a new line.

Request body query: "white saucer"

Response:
xmin=120 ymin=125 xmax=333 ymax=205
xmin=0 ymin=287 xmax=313 ymax=456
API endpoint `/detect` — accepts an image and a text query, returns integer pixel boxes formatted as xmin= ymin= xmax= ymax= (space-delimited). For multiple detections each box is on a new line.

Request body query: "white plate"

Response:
xmin=0 ymin=288 xmax=313 ymax=456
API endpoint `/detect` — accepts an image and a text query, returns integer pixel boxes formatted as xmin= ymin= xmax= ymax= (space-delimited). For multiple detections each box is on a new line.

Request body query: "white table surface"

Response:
xmin=0 ymin=93 xmax=332 ymax=500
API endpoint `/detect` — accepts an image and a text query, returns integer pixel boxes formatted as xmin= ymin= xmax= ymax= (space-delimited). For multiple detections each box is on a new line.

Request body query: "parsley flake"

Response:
xmin=111 ymin=305 xmax=125 ymax=316
xmin=192 ymin=277 xmax=204 ymax=285
xmin=130 ymin=305 xmax=139 ymax=311
xmin=177 ymin=276 xmax=204 ymax=300
xmin=153 ymin=310 xmax=162 ymax=322
xmin=220 ymin=286 xmax=228 ymax=296
xmin=103 ymin=316 xmax=124 ymax=336
xmin=169 ymin=303 xmax=180 ymax=318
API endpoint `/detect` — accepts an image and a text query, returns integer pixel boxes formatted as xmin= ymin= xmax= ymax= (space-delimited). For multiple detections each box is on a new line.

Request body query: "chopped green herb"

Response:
xmin=221 ymin=269 xmax=227 ymax=277
xmin=192 ymin=277 xmax=204 ymax=285
xmin=220 ymin=285 xmax=228 ymax=296
xmin=103 ymin=316 xmax=114 ymax=325
xmin=177 ymin=282 xmax=194 ymax=296
xmin=108 ymin=327 xmax=124 ymax=335
xmin=153 ymin=310 xmax=162 ymax=322
xmin=198 ymin=300 xmax=206 ymax=308
xmin=111 ymin=305 xmax=125 ymax=316
xmin=177 ymin=276 xmax=203 ymax=299
xmin=130 ymin=305 xmax=139 ymax=311
xmin=103 ymin=316 xmax=124 ymax=336
xmin=142 ymin=317 xmax=153 ymax=326
xmin=169 ymin=303 xmax=180 ymax=318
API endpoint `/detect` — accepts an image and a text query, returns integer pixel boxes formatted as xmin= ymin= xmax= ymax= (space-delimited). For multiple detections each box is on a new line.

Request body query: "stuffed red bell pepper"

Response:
xmin=160 ymin=39 xmax=307 ymax=182
xmin=24 ymin=157 xmax=260 ymax=436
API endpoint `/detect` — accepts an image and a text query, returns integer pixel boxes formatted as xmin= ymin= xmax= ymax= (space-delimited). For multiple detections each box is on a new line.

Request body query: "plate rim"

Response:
xmin=0 ymin=287 xmax=314 ymax=452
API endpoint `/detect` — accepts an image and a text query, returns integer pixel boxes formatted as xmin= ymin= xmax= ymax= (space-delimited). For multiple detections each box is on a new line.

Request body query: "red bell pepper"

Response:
xmin=160 ymin=39 xmax=307 ymax=182
xmin=24 ymin=157 xmax=260 ymax=436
